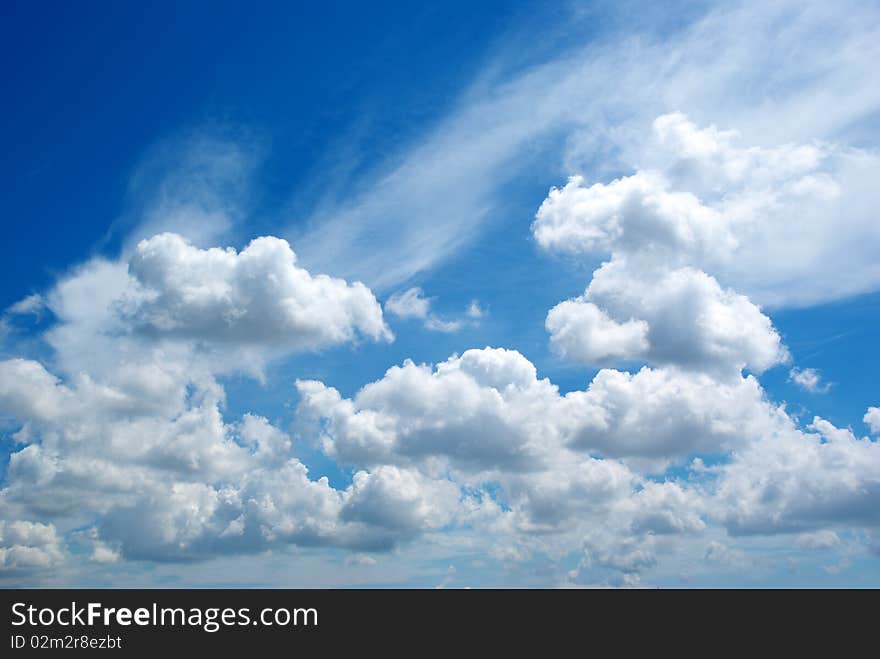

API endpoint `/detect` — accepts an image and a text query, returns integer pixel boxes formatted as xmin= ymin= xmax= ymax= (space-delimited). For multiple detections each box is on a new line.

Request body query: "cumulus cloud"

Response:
xmin=546 ymin=299 xmax=649 ymax=363
xmin=297 ymin=347 xmax=785 ymax=471
xmin=534 ymin=112 xmax=880 ymax=308
xmin=0 ymin=354 xmax=470 ymax=562
xmin=546 ymin=261 xmax=786 ymax=374
xmin=864 ymin=407 xmax=880 ymax=435
xmin=31 ymin=232 xmax=391 ymax=388
xmin=123 ymin=233 xmax=391 ymax=348
xmin=292 ymin=343 xmax=764 ymax=572
xmin=535 ymin=114 xmax=822 ymax=380
xmin=533 ymin=169 xmax=733 ymax=262
xmin=294 ymin=346 xmax=880 ymax=580
xmin=2 ymin=335 xmax=878 ymax=583
xmin=0 ymin=233 xmax=440 ymax=565
xmin=3 ymin=124 xmax=873 ymax=587
xmin=530 ymin=109 xmax=880 ymax=546
xmin=0 ymin=520 xmax=66 ymax=572
xmin=341 ymin=466 xmax=460 ymax=534
xmin=796 ymin=530 xmax=841 ymax=550
xmin=703 ymin=541 xmax=751 ymax=569
xmin=296 ymin=348 xmax=564 ymax=473
xmin=716 ymin=417 xmax=880 ymax=535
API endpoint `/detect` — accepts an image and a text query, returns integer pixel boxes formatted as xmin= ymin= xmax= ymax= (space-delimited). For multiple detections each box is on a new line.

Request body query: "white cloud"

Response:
xmin=796 ymin=530 xmax=841 ymax=550
xmin=384 ymin=287 xmax=467 ymax=333
xmin=569 ymin=366 xmax=779 ymax=464
xmin=535 ymin=112 xmax=880 ymax=308
xmin=546 ymin=261 xmax=786 ymax=375
xmin=865 ymin=407 xmax=880 ymax=435
xmin=293 ymin=1 xmax=880 ymax=305
xmin=2 ymin=337 xmax=878 ymax=582
xmin=345 ymin=553 xmax=378 ymax=567
xmin=715 ymin=416 xmax=880 ymax=535
xmin=533 ymin=170 xmax=733 ymax=262
xmin=0 ymin=354 xmax=473 ymax=561
xmin=3 ymin=0 xmax=880 ymax=586
xmin=535 ymin=115 xmax=824 ymax=376
xmin=423 ymin=317 xmax=463 ymax=333
xmin=341 ymin=466 xmax=460 ymax=534
xmin=529 ymin=109 xmax=880 ymax=541
xmin=90 ymin=542 xmax=122 ymax=564
xmin=294 ymin=346 xmax=880 ymax=580
xmin=546 ymin=299 xmax=649 ymax=363
xmin=789 ymin=367 xmax=830 ymax=393
xmin=385 ymin=287 xmax=431 ymax=320
xmin=296 ymin=347 xmax=780 ymax=472
xmin=33 ymin=232 xmax=391 ymax=388
xmin=466 ymin=301 xmax=485 ymax=319
xmin=0 ymin=520 xmax=66 ymax=571
xmin=124 ymin=233 xmax=392 ymax=348
xmin=6 ymin=294 xmax=43 ymax=316
xmin=0 ymin=235 xmax=441 ymax=565
xmin=295 ymin=348 xmax=565 ymax=473
xmin=703 ymin=541 xmax=751 ymax=569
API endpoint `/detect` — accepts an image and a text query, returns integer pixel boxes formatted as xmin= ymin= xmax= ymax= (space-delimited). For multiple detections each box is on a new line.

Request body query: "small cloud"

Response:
xmin=385 ymin=287 xmax=431 ymax=320
xmin=424 ymin=317 xmax=462 ymax=333
xmin=466 ymin=300 xmax=485 ymax=319
xmin=704 ymin=541 xmax=750 ymax=569
xmin=6 ymin=293 xmax=43 ymax=317
xmin=796 ymin=530 xmax=840 ymax=550
xmin=344 ymin=553 xmax=378 ymax=567
xmin=788 ymin=367 xmax=830 ymax=393
xmin=79 ymin=527 xmax=121 ymax=564
xmin=384 ymin=287 xmax=464 ymax=333
xmin=864 ymin=407 xmax=880 ymax=435
xmin=91 ymin=544 xmax=121 ymax=564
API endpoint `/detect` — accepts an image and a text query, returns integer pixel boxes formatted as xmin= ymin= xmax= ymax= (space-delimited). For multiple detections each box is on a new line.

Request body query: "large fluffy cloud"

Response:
xmin=517 ymin=113 xmax=880 ymax=578
xmin=123 ymin=233 xmax=391 ymax=347
xmin=0 ymin=520 xmax=66 ymax=572
xmin=0 ymin=233 xmax=440 ymax=564
xmin=296 ymin=347 xmax=880 ymax=581
xmin=535 ymin=112 xmax=880 ymax=308
xmin=296 ymin=347 xmax=778 ymax=471
xmin=546 ymin=261 xmax=786 ymax=374
xmin=534 ymin=115 xmax=808 ymax=375
xmin=715 ymin=417 xmax=880 ymax=535
xmin=2 ymin=331 xmax=878 ymax=584
xmin=0 ymin=355 xmax=465 ymax=562
xmin=39 ymin=233 xmax=390 ymax=384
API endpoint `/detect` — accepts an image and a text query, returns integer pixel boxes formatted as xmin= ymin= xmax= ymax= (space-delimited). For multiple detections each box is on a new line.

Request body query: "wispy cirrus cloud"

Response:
xmin=289 ymin=0 xmax=880 ymax=306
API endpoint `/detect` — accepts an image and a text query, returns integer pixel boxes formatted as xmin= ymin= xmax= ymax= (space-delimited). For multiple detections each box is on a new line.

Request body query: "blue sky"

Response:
xmin=1 ymin=0 xmax=879 ymax=587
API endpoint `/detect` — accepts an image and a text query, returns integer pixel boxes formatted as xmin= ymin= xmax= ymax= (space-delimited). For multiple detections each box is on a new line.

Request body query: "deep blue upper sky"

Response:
xmin=2 ymin=0 xmax=529 ymax=302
